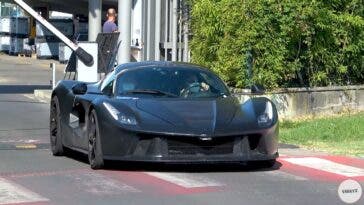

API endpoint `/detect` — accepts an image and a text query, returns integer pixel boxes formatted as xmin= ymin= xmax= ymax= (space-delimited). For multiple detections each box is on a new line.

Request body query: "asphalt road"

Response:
xmin=0 ymin=55 xmax=363 ymax=205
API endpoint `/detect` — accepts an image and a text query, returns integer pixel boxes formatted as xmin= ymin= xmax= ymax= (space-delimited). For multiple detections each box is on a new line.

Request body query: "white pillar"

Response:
xmin=164 ymin=0 xmax=169 ymax=61
xmin=154 ymin=0 xmax=161 ymax=61
xmin=183 ymin=3 xmax=189 ymax=62
xmin=146 ymin=0 xmax=155 ymax=61
xmin=88 ymin=0 xmax=102 ymax=41
xmin=131 ymin=0 xmax=142 ymax=46
xmin=178 ymin=6 xmax=182 ymax=61
xmin=171 ymin=0 xmax=178 ymax=61
xmin=118 ymin=0 xmax=132 ymax=64
xmin=183 ymin=23 xmax=189 ymax=62
xmin=141 ymin=0 xmax=148 ymax=61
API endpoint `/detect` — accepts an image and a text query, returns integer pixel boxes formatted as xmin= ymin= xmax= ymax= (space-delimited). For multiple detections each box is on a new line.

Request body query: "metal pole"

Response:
xmin=154 ymin=0 xmax=161 ymax=61
xmin=183 ymin=2 xmax=189 ymax=62
xmin=50 ymin=63 xmax=56 ymax=89
xmin=118 ymin=0 xmax=132 ymax=64
xmin=88 ymin=0 xmax=102 ymax=42
xmin=246 ymin=49 xmax=253 ymax=87
xmin=178 ymin=4 xmax=182 ymax=62
xmin=146 ymin=0 xmax=151 ymax=60
xmin=141 ymin=0 xmax=147 ymax=61
xmin=171 ymin=0 xmax=178 ymax=61
xmin=183 ymin=25 xmax=189 ymax=62
xmin=164 ymin=0 xmax=169 ymax=61
xmin=13 ymin=0 xmax=94 ymax=66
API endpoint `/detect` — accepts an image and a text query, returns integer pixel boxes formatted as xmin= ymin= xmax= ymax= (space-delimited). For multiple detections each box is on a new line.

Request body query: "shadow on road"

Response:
xmin=105 ymin=161 xmax=282 ymax=173
xmin=63 ymin=148 xmax=281 ymax=173
xmin=0 ymin=85 xmax=51 ymax=94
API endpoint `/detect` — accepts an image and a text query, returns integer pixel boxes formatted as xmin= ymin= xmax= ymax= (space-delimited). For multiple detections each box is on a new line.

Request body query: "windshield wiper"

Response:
xmin=124 ymin=89 xmax=178 ymax=97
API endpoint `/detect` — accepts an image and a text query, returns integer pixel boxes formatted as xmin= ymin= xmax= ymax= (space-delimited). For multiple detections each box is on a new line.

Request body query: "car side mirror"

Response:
xmin=72 ymin=83 xmax=88 ymax=95
xmin=251 ymin=84 xmax=265 ymax=94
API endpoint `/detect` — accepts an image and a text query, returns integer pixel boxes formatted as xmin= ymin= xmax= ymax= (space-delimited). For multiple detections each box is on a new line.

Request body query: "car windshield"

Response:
xmin=116 ymin=67 xmax=230 ymax=98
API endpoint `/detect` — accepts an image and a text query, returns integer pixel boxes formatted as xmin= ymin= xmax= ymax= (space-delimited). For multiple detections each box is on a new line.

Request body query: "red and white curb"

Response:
xmin=0 ymin=155 xmax=363 ymax=204
xmin=279 ymin=156 xmax=364 ymax=181
xmin=145 ymin=172 xmax=223 ymax=188
xmin=103 ymin=171 xmax=224 ymax=195
xmin=65 ymin=171 xmax=141 ymax=195
xmin=281 ymin=157 xmax=364 ymax=177
xmin=0 ymin=177 xmax=48 ymax=205
xmin=264 ymin=170 xmax=308 ymax=181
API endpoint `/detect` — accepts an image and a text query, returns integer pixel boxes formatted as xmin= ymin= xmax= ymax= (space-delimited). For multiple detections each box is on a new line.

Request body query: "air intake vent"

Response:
xmin=167 ymin=137 xmax=234 ymax=156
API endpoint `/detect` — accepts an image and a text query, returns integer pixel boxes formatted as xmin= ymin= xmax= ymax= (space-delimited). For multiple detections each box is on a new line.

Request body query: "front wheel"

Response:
xmin=50 ymin=96 xmax=64 ymax=156
xmin=88 ymin=110 xmax=104 ymax=169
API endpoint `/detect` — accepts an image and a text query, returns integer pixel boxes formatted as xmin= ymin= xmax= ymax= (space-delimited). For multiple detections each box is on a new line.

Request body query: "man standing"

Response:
xmin=103 ymin=8 xmax=118 ymax=33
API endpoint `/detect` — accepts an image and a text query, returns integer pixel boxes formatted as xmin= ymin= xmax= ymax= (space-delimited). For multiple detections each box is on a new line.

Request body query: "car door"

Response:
xmin=76 ymin=72 xmax=116 ymax=150
xmin=68 ymin=83 xmax=97 ymax=149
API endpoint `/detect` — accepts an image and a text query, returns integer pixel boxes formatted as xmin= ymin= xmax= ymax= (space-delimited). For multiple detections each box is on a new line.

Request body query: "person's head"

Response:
xmin=106 ymin=8 xmax=117 ymax=21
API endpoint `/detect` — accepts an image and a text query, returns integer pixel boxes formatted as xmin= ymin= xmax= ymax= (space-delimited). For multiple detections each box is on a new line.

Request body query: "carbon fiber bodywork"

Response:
xmin=51 ymin=62 xmax=279 ymax=164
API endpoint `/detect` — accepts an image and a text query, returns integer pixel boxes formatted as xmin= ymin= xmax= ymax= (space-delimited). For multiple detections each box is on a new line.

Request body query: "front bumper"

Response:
xmin=103 ymin=151 xmax=279 ymax=163
xmin=100 ymin=125 xmax=279 ymax=163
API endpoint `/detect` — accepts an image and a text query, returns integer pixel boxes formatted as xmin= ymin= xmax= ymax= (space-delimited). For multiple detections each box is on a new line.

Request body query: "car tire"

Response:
xmin=50 ymin=96 xmax=64 ymax=156
xmin=88 ymin=110 xmax=104 ymax=169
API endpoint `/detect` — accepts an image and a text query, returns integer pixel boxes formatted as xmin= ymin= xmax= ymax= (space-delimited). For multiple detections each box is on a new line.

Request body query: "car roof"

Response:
xmin=114 ymin=61 xmax=211 ymax=75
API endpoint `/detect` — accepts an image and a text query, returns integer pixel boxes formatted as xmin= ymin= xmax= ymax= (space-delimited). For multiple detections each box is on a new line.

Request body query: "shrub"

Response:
xmin=190 ymin=0 xmax=364 ymax=89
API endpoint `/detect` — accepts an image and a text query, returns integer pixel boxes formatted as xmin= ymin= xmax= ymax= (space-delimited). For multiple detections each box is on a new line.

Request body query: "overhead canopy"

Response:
xmin=3 ymin=0 xmax=118 ymax=16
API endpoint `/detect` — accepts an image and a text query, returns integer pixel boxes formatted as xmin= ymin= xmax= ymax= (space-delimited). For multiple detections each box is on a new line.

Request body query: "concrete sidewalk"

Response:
xmin=0 ymin=53 xmax=66 ymax=86
xmin=0 ymin=53 xmax=68 ymax=101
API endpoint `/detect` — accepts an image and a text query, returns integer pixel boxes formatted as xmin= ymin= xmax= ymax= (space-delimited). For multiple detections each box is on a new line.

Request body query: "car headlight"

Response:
xmin=257 ymin=101 xmax=274 ymax=127
xmin=103 ymin=102 xmax=137 ymax=125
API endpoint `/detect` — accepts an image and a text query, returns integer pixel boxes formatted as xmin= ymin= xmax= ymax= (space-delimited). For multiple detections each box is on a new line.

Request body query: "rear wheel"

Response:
xmin=88 ymin=110 xmax=104 ymax=169
xmin=50 ymin=96 xmax=64 ymax=156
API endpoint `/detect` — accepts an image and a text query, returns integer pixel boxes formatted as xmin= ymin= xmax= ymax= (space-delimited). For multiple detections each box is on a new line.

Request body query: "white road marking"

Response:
xmin=66 ymin=172 xmax=140 ymax=195
xmin=0 ymin=79 xmax=9 ymax=83
xmin=145 ymin=172 xmax=223 ymax=188
xmin=23 ymin=94 xmax=48 ymax=103
xmin=281 ymin=157 xmax=364 ymax=177
xmin=23 ymin=94 xmax=36 ymax=101
xmin=0 ymin=139 xmax=40 ymax=144
xmin=265 ymin=170 xmax=308 ymax=181
xmin=0 ymin=177 xmax=48 ymax=205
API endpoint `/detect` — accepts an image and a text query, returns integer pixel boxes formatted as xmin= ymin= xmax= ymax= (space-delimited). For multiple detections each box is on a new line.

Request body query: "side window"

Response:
xmin=200 ymin=72 xmax=214 ymax=86
xmin=102 ymin=80 xmax=114 ymax=96
xmin=100 ymin=72 xmax=115 ymax=95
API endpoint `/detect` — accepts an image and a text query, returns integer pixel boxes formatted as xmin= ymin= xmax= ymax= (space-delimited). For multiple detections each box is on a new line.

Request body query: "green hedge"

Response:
xmin=190 ymin=0 xmax=364 ymax=89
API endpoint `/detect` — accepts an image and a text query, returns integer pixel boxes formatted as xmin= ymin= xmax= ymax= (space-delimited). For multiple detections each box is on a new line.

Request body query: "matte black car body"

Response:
xmin=50 ymin=61 xmax=279 ymax=168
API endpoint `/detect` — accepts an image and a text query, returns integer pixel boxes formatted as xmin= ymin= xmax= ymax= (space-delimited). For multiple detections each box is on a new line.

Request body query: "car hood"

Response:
xmin=135 ymin=97 xmax=242 ymax=135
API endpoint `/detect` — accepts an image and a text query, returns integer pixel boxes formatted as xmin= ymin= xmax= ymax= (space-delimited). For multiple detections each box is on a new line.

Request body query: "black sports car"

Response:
xmin=50 ymin=61 xmax=279 ymax=169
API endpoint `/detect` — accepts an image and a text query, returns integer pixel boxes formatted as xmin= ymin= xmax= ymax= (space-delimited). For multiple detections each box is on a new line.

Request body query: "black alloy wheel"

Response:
xmin=50 ymin=96 xmax=64 ymax=156
xmin=88 ymin=110 xmax=104 ymax=169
